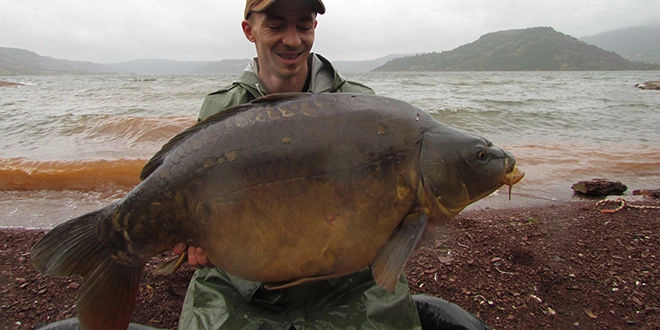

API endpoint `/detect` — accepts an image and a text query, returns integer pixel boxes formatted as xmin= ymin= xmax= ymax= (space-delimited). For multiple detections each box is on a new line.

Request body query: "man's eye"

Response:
xmin=267 ymin=25 xmax=286 ymax=31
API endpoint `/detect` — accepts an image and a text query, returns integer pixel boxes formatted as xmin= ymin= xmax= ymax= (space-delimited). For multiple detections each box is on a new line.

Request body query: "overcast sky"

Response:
xmin=2 ymin=0 xmax=658 ymax=63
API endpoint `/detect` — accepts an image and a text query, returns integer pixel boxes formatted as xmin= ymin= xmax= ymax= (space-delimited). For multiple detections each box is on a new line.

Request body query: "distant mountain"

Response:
xmin=0 ymin=46 xmax=396 ymax=75
xmin=107 ymin=59 xmax=211 ymax=74
xmin=333 ymin=54 xmax=409 ymax=73
xmin=105 ymin=58 xmax=251 ymax=74
xmin=375 ymin=27 xmax=660 ymax=71
xmin=193 ymin=59 xmax=250 ymax=74
xmin=6 ymin=26 xmax=659 ymax=75
xmin=0 ymin=47 xmax=113 ymax=75
xmin=107 ymin=55 xmax=404 ymax=74
xmin=581 ymin=25 xmax=660 ymax=64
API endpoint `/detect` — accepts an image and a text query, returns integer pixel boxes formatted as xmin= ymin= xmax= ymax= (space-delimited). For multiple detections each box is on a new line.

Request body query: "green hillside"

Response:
xmin=375 ymin=27 xmax=660 ymax=71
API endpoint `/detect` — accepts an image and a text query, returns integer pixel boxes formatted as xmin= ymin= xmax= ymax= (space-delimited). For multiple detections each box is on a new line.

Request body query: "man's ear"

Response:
xmin=242 ymin=19 xmax=256 ymax=42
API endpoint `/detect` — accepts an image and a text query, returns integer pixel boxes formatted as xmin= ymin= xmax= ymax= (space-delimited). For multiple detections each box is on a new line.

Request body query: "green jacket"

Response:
xmin=198 ymin=53 xmax=374 ymax=121
xmin=179 ymin=53 xmax=421 ymax=330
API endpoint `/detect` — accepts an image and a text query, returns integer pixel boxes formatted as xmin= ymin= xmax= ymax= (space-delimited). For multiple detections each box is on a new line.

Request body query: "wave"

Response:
xmin=1 ymin=115 xmax=196 ymax=160
xmin=58 ymin=115 xmax=195 ymax=146
xmin=0 ymin=158 xmax=145 ymax=192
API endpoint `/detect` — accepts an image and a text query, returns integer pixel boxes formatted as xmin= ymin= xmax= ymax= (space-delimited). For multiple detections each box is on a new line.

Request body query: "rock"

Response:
xmin=571 ymin=179 xmax=627 ymax=197
xmin=635 ymin=81 xmax=660 ymax=90
xmin=633 ymin=189 xmax=660 ymax=199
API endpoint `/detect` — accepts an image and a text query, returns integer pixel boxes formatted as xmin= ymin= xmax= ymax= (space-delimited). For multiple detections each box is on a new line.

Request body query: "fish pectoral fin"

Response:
xmin=153 ymin=251 xmax=187 ymax=275
xmin=264 ymin=273 xmax=337 ymax=290
xmin=371 ymin=213 xmax=428 ymax=292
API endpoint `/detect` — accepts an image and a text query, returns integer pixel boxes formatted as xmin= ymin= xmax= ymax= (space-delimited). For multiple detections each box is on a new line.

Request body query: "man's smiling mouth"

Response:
xmin=279 ymin=51 xmax=304 ymax=60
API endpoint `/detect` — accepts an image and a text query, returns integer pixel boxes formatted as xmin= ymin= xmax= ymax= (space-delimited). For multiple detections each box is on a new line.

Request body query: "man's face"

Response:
xmin=243 ymin=0 xmax=317 ymax=82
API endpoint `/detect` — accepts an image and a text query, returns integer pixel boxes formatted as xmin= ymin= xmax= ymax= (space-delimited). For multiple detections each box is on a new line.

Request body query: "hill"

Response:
xmin=581 ymin=25 xmax=660 ymax=64
xmin=103 ymin=58 xmax=255 ymax=74
xmin=375 ymin=27 xmax=660 ymax=71
xmin=106 ymin=59 xmax=214 ymax=74
xmin=0 ymin=47 xmax=113 ymax=75
xmin=0 ymin=47 xmax=397 ymax=75
xmin=5 ymin=26 xmax=659 ymax=75
xmin=100 ymin=56 xmax=393 ymax=74
xmin=332 ymin=54 xmax=408 ymax=73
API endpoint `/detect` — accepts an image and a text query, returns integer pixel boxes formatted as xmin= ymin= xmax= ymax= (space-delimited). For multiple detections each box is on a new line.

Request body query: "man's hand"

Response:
xmin=173 ymin=243 xmax=211 ymax=267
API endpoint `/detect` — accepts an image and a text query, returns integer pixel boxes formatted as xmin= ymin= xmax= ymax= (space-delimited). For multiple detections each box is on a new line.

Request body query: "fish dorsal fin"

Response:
xmin=371 ymin=212 xmax=428 ymax=292
xmin=251 ymin=92 xmax=310 ymax=104
xmin=140 ymin=93 xmax=311 ymax=180
xmin=140 ymin=125 xmax=194 ymax=180
xmin=139 ymin=103 xmax=255 ymax=180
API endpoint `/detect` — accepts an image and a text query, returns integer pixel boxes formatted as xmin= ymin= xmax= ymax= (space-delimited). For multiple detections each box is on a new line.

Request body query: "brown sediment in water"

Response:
xmin=0 ymin=81 xmax=22 ymax=87
xmin=1 ymin=200 xmax=658 ymax=329
xmin=0 ymin=158 xmax=145 ymax=191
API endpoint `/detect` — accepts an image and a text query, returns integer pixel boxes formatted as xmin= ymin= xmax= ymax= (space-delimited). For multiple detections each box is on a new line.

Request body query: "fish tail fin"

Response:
xmin=31 ymin=207 xmax=143 ymax=330
xmin=78 ymin=256 xmax=143 ymax=330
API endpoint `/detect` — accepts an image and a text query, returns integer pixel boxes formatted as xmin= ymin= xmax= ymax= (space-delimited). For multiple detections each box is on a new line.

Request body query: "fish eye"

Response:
xmin=477 ymin=149 xmax=488 ymax=161
xmin=471 ymin=145 xmax=489 ymax=163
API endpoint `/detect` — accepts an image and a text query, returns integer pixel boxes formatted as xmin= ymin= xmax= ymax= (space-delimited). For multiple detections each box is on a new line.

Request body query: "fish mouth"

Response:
xmin=503 ymin=165 xmax=525 ymax=186
xmin=502 ymin=165 xmax=525 ymax=200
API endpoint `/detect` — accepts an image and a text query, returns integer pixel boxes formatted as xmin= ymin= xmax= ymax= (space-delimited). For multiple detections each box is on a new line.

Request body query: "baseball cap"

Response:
xmin=244 ymin=0 xmax=326 ymax=19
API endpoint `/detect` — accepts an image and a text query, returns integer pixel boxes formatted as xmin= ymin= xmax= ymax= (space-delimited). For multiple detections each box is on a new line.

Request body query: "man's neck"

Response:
xmin=260 ymin=74 xmax=308 ymax=94
xmin=257 ymin=57 xmax=313 ymax=94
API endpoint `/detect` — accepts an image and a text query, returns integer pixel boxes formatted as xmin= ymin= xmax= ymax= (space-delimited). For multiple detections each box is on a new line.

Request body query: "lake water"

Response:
xmin=1 ymin=71 xmax=659 ymax=227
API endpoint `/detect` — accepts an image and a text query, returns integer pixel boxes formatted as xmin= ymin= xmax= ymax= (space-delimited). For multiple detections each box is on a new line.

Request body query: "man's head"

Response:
xmin=244 ymin=0 xmax=325 ymax=19
xmin=242 ymin=0 xmax=325 ymax=93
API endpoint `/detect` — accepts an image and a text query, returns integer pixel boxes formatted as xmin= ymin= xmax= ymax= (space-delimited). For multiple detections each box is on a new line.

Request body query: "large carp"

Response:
xmin=32 ymin=93 xmax=523 ymax=330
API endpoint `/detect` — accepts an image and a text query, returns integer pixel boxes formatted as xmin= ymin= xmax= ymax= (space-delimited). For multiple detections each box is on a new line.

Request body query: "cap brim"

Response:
xmin=248 ymin=0 xmax=325 ymax=18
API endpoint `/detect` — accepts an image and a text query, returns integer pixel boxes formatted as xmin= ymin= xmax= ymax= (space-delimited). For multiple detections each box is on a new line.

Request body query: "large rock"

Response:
xmin=572 ymin=179 xmax=627 ymax=197
xmin=635 ymin=81 xmax=660 ymax=90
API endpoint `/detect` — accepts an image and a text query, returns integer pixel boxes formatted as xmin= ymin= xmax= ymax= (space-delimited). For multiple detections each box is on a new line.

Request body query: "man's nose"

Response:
xmin=282 ymin=27 xmax=302 ymax=47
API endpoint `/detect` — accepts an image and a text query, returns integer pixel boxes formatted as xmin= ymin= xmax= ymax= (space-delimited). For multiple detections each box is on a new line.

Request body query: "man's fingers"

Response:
xmin=173 ymin=242 xmax=187 ymax=255
xmin=188 ymin=246 xmax=210 ymax=266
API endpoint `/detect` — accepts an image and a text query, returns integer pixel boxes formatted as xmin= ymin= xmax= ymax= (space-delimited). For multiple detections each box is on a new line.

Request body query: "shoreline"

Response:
xmin=0 ymin=188 xmax=645 ymax=230
xmin=1 ymin=199 xmax=658 ymax=329
xmin=0 ymin=181 xmax=603 ymax=229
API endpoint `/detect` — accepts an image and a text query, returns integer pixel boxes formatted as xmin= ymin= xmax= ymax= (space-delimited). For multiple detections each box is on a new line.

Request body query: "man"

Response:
xmin=176 ymin=1 xmax=491 ymax=329
xmin=175 ymin=1 xmax=422 ymax=329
